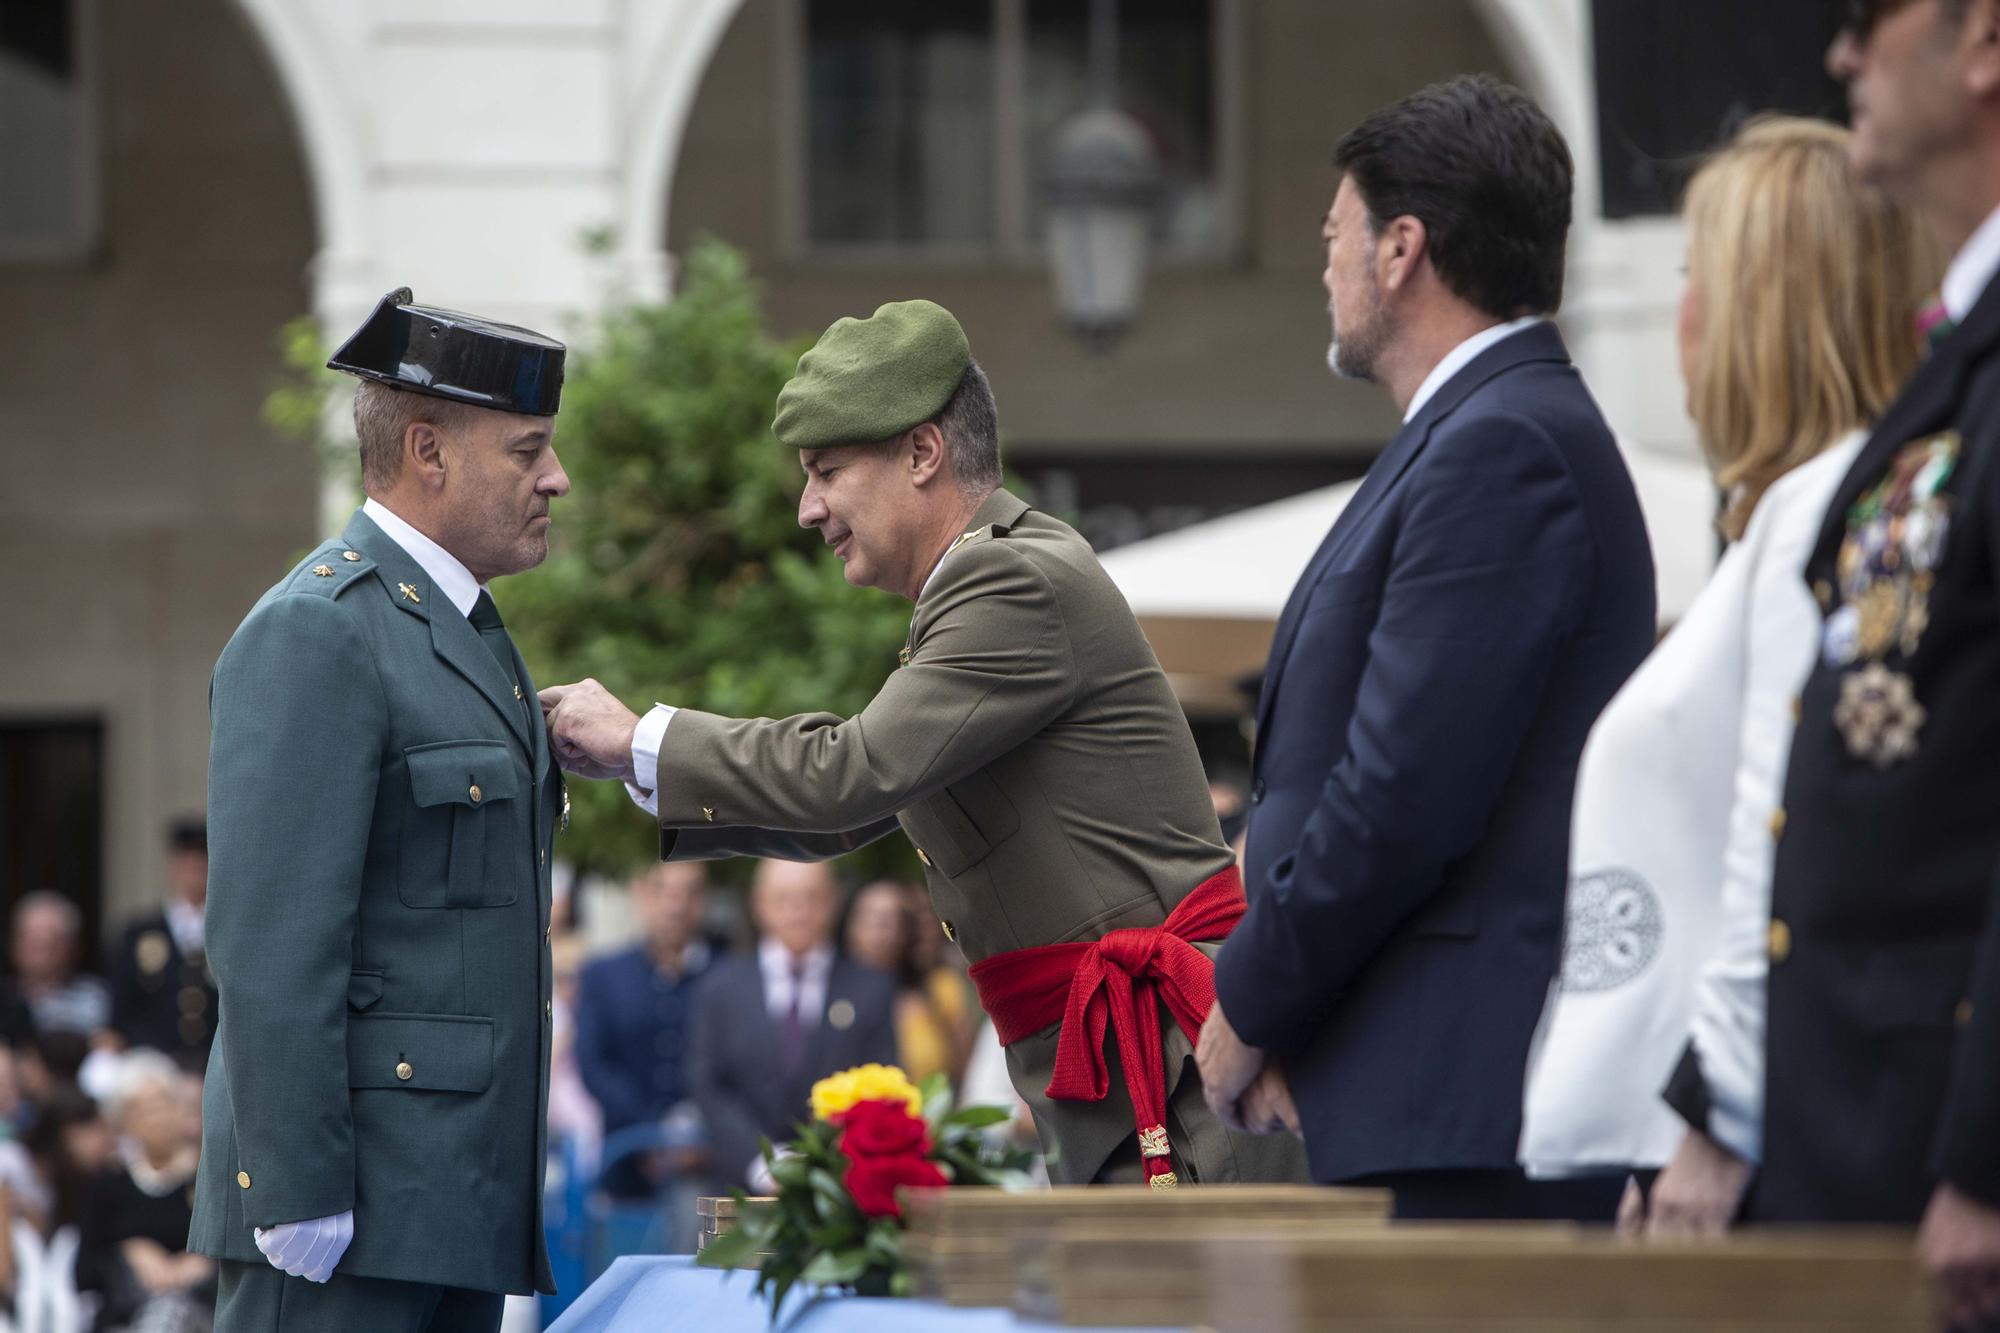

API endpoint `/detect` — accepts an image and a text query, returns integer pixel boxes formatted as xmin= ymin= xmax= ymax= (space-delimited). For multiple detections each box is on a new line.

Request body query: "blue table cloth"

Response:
xmin=546 ymin=1256 xmax=1192 ymax=1333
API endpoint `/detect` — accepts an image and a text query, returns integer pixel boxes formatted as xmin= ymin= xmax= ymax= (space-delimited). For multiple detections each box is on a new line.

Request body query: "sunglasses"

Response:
xmin=1840 ymin=0 xmax=1926 ymax=40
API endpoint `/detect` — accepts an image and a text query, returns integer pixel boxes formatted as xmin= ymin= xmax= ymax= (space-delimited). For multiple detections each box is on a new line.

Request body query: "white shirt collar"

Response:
xmin=361 ymin=497 xmax=485 ymax=618
xmin=758 ymin=938 xmax=833 ymax=980
xmin=165 ymin=899 xmax=204 ymax=957
xmin=1942 ymin=202 xmax=2000 ymax=324
xmin=1402 ymin=315 xmax=1546 ymax=423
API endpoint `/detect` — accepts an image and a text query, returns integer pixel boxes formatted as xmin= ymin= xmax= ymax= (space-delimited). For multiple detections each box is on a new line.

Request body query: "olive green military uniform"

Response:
xmin=659 ymin=485 xmax=1307 ymax=1186
xmin=190 ymin=511 xmax=562 ymax=1318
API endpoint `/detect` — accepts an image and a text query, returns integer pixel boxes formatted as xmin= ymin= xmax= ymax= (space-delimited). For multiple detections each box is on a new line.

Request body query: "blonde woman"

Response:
xmin=1518 ymin=116 xmax=1936 ymax=1222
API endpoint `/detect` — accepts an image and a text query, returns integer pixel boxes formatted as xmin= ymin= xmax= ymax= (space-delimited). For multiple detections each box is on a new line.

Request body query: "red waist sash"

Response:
xmin=966 ymin=866 xmax=1245 ymax=1189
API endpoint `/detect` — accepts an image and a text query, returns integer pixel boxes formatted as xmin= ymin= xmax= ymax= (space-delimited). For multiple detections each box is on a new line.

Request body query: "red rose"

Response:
xmin=844 ymin=1153 xmax=948 ymax=1219
xmin=837 ymin=1098 xmax=931 ymax=1160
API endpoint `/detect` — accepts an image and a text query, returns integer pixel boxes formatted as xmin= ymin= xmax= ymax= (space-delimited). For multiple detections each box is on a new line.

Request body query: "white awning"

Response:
xmin=1100 ymin=442 xmax=1716 ymax=709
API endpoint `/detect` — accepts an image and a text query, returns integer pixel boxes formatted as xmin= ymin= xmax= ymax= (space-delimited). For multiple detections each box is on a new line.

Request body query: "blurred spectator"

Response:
xmin=1209 ymin=778 xmax=1250 ymax=870
xmin=9 ymin=895 xmax=109 ymax=1039
xmin=960 ymin=1018 xmax=1046 ymax=1185
xmin=843 ymin=880 xmax=974 ymax=1088
xmin=547 ymin=931 xmax=602 ymax=1177
xmin=689 ymin=860 xmax=895 ymax=1192
xmin=106 ymin=820 xmax=217 ymax=1067
xmin=13 ymin=1084 xmax=112 ymax=1333
xmin=575 ymin=863 xmax=712 ymax=1199
xmin=78 ymin=1050 xmax=212 ymax=1332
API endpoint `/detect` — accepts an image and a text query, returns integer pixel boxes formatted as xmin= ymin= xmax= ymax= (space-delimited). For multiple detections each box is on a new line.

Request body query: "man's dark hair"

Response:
xmin=1333 ymin=74 xmax=1573 ymax=318
xmin=931 ymin=360 xmax=1002 ymax=495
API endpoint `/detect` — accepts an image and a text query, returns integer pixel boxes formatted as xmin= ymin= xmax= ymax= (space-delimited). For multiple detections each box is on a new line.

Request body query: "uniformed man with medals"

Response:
xmin=1658 ymin=3 xmax=2000 ymax=1325
xmin=543 ymin=301 xmax=1307 ymax=1189
xmin=108 ymin=819 xmax=219 ymax=1065
xmin=191 ymin=290 xmax=571 ymax=1331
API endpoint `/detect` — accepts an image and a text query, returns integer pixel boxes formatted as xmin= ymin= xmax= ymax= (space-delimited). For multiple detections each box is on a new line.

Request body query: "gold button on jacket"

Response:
xmin=395 ymin=1061 xmax=414 ymax=1081
xmin=236 ymin=1171 xmax=251 ymax=1189
xmin=1769 ymin=918 xmax=1793 ymax=964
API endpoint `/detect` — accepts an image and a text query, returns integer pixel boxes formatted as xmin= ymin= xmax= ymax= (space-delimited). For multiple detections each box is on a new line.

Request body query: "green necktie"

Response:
xmin=468 ymin=591 xmax=531 ymax=725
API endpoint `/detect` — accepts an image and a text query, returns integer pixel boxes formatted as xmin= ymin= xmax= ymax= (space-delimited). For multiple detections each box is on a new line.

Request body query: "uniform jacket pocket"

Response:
xmin=347 ymin=1012 xmax=494 ymax=1093
xmin=909 ymin=771 xmax=1021 ymax=877
xmin=401 ymin=740 xmax=521 ymax=909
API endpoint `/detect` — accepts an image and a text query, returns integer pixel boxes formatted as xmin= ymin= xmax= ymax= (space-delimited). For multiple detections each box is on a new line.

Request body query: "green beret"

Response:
xmin=773 ymin=300 xmax=972 ymax=451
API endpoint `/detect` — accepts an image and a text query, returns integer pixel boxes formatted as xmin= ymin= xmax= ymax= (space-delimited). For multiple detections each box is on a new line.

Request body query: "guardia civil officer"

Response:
xmin=190 ymin=290 xmax=570 ymax=1332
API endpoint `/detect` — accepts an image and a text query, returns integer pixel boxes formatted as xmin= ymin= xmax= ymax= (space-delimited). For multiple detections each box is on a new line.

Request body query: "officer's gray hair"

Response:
xmin=352 ymin=381 xmax=477 ymax=492
xmin=931 ymin=361 xmax=1002 ymax=495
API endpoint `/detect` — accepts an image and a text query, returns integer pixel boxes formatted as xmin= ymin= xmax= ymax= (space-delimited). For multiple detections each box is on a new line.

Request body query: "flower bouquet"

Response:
xmin=696 ymin=1063 xmax=1032 ymax=1312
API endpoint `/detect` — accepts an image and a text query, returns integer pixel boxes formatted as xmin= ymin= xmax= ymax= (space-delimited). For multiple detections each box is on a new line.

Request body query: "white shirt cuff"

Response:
xmin=624 ymin=704 xmax=675 ymax=818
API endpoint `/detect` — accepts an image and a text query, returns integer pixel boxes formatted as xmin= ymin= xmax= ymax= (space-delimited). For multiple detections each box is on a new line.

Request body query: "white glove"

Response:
xmin=254 ymin=1211 xmax=354 ymax=1283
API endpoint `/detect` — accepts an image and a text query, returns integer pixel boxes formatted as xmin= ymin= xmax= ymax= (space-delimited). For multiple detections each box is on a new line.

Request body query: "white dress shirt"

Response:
xmin=758 ymin=940 xmax=833 ymax=1030
xmin=1403 ymin=315 xmax=1545 ymax=423
xmin=625 ymin=530 xmax=970 ymax=814
xmin=166 ymin=897 xmax=205 ymax=959
xmin=1942 ymin=201 xmax=2000 ymax=323
xmin=1520 ymin=431 xmax=1865 ymax=1177
xmin=361 ymin=496 xmax=485 ymax=619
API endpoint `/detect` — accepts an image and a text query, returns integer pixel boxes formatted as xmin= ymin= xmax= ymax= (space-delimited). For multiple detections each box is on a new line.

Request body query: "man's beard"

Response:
xmin=1326 ymin=283 xmax=1390 ymax=382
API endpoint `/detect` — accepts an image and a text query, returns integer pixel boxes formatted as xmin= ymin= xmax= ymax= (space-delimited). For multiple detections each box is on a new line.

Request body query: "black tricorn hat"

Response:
xmin=326 ymin=288 xmax=565 ymax=417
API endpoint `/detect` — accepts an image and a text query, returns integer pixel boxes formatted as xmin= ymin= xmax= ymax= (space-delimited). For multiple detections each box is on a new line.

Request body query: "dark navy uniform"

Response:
xmin=1732 ymin=274 xmax=2000 ymax=1221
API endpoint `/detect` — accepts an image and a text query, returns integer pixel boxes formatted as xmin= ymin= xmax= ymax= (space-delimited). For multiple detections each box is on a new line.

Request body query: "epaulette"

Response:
xmin=283 ymin=543 xmax=375 ymax=599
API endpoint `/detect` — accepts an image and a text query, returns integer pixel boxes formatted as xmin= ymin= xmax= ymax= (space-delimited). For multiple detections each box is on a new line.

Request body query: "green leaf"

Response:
xmin=801 ymin=1247 xmax=869 ymax=1286
xmin=809 ymin=1167 xmax=852 ymax=1216
xmin=694 ymin=1228 xmax=760 ymax=1270
xmin=920 ymin=1072 xmax=952 ymax=1125
xmin=864 ymin=1222 xmax=904 ymax=1266
xmin=769 ymin=1155 xmax=810 ymax=1190
xmin=944 ymin=1105 xmax=1011 ymax=1130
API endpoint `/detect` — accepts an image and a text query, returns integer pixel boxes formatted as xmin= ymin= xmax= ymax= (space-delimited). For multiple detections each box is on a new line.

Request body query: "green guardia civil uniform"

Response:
xmin=191 ymin=291 xmax=567 ymax=1323
xmin=191 ymin=515 xmax=562 ymax=1298
xmin=653 ymin=301 xmax=1308 ymax=1187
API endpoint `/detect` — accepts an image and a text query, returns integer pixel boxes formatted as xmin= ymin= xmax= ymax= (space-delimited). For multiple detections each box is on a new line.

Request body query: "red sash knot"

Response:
xmin=967 ymin=866 xmax=1245 ymax=1189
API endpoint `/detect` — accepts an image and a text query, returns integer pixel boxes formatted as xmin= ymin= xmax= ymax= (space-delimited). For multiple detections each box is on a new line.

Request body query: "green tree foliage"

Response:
xmin=264 ymin=240 xmax=916 ymax=881
xmin=500 ymin=241 xmax=914 ymax=878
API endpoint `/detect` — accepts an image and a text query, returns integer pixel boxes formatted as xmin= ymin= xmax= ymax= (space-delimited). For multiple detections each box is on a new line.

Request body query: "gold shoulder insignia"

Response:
xmin=398 ymin=583 xmax=422 ymax=603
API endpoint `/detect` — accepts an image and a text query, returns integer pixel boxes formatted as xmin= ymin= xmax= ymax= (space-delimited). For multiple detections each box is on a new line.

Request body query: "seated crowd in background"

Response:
xmin=0 ymin=819 xmax=218 ymax=1333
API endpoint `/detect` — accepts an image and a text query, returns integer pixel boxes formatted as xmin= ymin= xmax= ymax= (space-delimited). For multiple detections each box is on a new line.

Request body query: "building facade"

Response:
xmin=1 ymin=0 xmax=1711 ymax=935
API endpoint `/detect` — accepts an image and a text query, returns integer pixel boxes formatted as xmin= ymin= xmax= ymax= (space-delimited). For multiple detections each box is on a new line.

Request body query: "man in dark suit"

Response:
xmin=108 ymin=819 xmax=217 ymax=1066
xmin=575 ymin=860 xmax=711 ymax=1197
xmin=689 ymin=858 xmax=896 ymax=1192
xmin=1196 ymin=75 xmax=1656 ymax=1221
xmin=1655 ymin=4 xmax=2000 ymax=1325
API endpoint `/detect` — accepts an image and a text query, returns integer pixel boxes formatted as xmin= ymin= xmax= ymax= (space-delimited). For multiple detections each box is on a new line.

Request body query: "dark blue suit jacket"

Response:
xmin=1214 ymin=322 xmax=1655 ymax=1184
xmin=687 ymin=952 xmax=897 ymax=1191
xmin=574 ymin=944 xmax=709 ymax=1135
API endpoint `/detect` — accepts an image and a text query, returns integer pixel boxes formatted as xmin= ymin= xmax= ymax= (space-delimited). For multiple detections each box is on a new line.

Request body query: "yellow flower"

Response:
xmin=810 ymin=1063 xmax=923 ymax=1121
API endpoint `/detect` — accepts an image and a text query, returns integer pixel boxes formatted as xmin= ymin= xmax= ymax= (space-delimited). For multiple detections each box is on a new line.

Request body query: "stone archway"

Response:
xmin=615 ymin=0 xmax=747 ymax=303
xmin=224 ymin=0 xmax=370 ymax=310
xmin=1468 ymin=0 xmax=1600 ymax=219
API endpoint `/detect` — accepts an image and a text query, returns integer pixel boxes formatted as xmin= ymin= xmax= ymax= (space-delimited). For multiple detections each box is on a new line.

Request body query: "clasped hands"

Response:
xmin=1195 ymin=999 xmax=1301 ymax=1140
xmin=539 ymin=680 xmax=643 ymax=783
